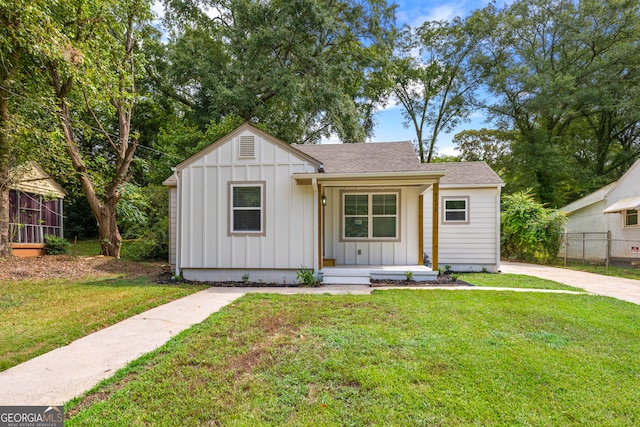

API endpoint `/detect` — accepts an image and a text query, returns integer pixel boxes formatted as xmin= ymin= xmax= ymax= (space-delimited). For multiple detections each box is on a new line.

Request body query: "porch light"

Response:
xmin=322 ymin=195 xmax=327 ymax=206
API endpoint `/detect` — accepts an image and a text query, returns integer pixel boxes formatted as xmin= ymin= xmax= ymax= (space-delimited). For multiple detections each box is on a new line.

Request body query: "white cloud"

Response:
xmin=151 ymin=1 xmax=164 ymax=20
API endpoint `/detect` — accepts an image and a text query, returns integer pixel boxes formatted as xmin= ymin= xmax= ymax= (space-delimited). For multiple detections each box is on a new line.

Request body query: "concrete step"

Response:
xmin=322 ymin=275 xmax=371 ymax=285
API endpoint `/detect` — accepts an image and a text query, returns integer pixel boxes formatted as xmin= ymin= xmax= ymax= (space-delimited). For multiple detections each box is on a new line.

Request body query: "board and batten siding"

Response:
xmin=168 ymin=187 xmax=177 ymax=271
xmin=323 ymin=186 xmax=421 ymax=265
xmin=177 ymin=129 xmax=317 ymax=282
xmin=423 ymin=187 xmax=500 ymax=272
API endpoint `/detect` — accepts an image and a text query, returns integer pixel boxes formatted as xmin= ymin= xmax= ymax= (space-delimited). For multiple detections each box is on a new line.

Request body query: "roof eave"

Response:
xmin=293 ymin=170 xmax=446 ymax=185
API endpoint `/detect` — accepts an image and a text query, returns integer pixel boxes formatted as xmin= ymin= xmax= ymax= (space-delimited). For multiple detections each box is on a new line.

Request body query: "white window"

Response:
xmin=625 ymin=209 xmax=638 ymax=227
xmin=443 ymin=197 xmax=469 ymax=223
xmin=342 ymin=192 xmax=399 ymax=240
xmin=229 ymin=182 xmax=265 ymax=234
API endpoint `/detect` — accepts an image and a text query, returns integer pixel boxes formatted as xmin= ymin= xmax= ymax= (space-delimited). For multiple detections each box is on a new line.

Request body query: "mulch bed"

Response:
xmin=156 ymin=272 xmax=472 ymax=288
xmin=0 ymin=255 xmax=473 ymax=288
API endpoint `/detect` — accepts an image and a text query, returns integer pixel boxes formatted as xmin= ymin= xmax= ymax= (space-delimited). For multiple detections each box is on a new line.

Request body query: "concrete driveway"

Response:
xmin=501 ymin=261 xmax=640 ymax=305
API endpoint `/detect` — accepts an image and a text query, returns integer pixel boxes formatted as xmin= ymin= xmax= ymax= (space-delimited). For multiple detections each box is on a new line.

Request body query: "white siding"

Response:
xmin=423 ymin=187 xmax=501 ymax=272
xmin=605 ymin=163 xmax=640 ymax=260
xmin=562 ymin=160 xmax=640 ymax=261
xmin=168 ymin=187 xmax=177 ymax=270
xmin=323 ymin=186 xmax=420 ymax=265
xmin=178 ymin=129 xmax=317 ymax=280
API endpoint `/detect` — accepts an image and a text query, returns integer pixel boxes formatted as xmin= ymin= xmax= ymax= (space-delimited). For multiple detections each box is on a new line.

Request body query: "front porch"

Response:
xmin=321 ymin=265 xmax=438 ymax=285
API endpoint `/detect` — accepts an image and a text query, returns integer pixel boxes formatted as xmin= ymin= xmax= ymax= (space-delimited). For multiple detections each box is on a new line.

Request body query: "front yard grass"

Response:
xmin=0 ymin=277 xmax=206 ymax=371
xmin=463 ymin=272 xmax=585 ymax=291
xmin=67 ymin=290 xmax=640 ymax=426
xmin=560 ymin=262 xmax=640 ymax=281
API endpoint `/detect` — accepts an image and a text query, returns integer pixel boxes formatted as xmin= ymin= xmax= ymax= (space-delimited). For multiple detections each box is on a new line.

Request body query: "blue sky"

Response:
xmin=370 ymin=0 xmax=500 ymax=155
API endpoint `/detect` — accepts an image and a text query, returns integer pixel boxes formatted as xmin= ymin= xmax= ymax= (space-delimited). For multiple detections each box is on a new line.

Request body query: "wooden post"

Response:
xmin=318 ymin=184 xmax=323 ymax=270
xmin=418 ymin=194 xmax=424 ymax=265
xmin=432 ymin=183 xmax=439 ymax=271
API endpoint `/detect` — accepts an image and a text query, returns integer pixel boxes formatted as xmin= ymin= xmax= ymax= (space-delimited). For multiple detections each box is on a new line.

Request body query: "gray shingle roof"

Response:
xmin=293 ymin=142 xmax=503 ymax=186
xmin=421 ymin=162 xmax=504 ymax=186
xmin=293 ymin=142 xmax=424 ymax=173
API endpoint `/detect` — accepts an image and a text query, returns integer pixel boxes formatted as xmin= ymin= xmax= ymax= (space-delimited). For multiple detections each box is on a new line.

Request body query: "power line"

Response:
xmin=0 ymin=83 xmax=185 ymax=161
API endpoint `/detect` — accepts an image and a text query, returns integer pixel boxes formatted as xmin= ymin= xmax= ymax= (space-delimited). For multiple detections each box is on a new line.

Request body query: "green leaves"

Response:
xmin=159 ymin=0 xmax=396 ymax=143
xmin=501 ymin=191 xmax=567 ymax=263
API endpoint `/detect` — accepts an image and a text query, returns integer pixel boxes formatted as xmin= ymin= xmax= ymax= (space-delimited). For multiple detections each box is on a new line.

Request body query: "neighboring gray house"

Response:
xmin=560 ymin=159 xmax=640 ymax=265
xmin=164 ymin=123 xmax=504 ymax=284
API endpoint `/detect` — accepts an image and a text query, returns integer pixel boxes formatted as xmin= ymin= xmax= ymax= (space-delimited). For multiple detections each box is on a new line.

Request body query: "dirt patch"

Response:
xmin=0 ymin=255 xmax=166 ymax=281
xmin=370 ymin=273 xmax=474 ymax=287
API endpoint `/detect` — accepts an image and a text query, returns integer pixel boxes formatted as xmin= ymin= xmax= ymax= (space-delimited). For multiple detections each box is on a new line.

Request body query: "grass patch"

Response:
xmin=66 ymin=291 xmax=640 ymax=426
xmin=0 ymin=277 xmax=206 ymax=371
xmin=463 ymin=273 xmax=585 ymax=291
xmin=69 ymin=239 xmax=101 ymax=257
xmin=559 ymin=262 xmax=640 ymax=281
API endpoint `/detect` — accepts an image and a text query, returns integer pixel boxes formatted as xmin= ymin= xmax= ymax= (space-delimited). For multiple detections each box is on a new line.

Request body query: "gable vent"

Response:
xmin=239 ymin=135 xmax=255 ymax=158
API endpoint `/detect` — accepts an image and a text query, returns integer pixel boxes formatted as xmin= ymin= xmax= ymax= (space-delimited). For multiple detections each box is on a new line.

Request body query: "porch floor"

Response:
xmin=321 ymin=265 xmax=437 ymax=285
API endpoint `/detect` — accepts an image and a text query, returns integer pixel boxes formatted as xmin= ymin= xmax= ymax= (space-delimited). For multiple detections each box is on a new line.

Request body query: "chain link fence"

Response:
xmin=558 ymin=232 xmax=640 ymax=267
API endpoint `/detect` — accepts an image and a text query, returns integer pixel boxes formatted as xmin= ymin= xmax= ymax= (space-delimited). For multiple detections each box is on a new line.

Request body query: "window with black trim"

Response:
xmin=625 ymin=209 xmax=638 ymax=227
xmin=230 ymin=182 xmax=264 ymax=234
xmin=443 ymin=197 xmax=469 ymax=223
xmin=343 ymin=192 xmax=398 ymax=239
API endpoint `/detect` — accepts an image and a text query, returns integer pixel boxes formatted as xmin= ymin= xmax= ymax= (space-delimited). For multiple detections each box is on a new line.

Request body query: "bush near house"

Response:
xmin=501 ymin=191 xmax=566 ymax=263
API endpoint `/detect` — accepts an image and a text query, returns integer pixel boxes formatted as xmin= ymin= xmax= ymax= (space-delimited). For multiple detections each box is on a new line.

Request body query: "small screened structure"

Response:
xmin=9 ymin=163 xmax=65 ymax=256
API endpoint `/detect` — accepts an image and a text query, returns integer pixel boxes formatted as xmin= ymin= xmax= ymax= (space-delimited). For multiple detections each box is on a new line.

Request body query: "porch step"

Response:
xmin=321 ymin=268 xmax=371 ymax=285
xmin=321 ymin=266 xmax=439 ymax=285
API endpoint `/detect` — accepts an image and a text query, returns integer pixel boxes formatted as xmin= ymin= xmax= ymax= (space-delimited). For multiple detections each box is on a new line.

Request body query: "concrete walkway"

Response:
xmin=501 ymin=261 xmax=640 ymax=305
xmin=1 ymin=270 xmax=635 ymax=407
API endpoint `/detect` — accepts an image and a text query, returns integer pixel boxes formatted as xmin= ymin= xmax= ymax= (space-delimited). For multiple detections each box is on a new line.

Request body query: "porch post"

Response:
xmin=432 ymin=183 xmax=439 ymax=270
xmin=318 ymin=183 xmax=323 ymax=270
xmin=418 ymin=194 xmax=424 ymax=265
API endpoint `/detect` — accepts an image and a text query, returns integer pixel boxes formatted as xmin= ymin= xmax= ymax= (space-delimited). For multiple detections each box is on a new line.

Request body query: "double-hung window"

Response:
xmin=442 ymin=197 xmax=469 ymax=223
xmin=625 ymin=209 xmax=639 ymax=227
xmin=342 ymin=192 xmax=399 ymax=240
xmin=229 ymin=182 xmax=265 ymax=235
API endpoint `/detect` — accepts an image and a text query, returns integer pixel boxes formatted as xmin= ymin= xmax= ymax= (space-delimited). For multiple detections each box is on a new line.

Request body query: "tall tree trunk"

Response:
xmin=0 ymin=85 xmax=10 ymax=257
xmin=50 ymin=70 xmax=124 ymax=258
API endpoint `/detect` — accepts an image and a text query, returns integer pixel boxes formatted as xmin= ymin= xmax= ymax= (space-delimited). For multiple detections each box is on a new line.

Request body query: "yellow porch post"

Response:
xmin=318 ymin=183 xmax=323 ymax=270
xmin=418 ymin=194 xmax=424 ymax=265
xmin=432 ymin=183 xmax=439 ymax=270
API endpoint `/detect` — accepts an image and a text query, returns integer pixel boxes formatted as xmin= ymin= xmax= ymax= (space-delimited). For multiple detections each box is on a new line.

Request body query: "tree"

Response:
xmin=452 ymin=128 xmax=515 ymax=178
xmin=384 ymin=14 xmax=485 ymax=162
xmin=0 ymin=0 xmax=64 ymax=256
xmin=155 ymin=0 xmax=396 ymax=144
xmin=47 ymin=0 xmax=153 ymax=258
xmin=473 ymin=0 xmax=640 ymax=206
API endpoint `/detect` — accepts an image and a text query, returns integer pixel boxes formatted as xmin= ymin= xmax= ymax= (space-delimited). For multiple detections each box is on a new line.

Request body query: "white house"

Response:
xmin=164 ymin=124 xmax=504 ymax=284
xmin=560 ymin=159 xmax=640 ymax=265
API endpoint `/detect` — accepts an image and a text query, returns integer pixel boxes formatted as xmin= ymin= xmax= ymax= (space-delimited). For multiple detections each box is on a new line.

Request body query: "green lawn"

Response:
xmin=463 ymin=272 xmax=585 ymax=291
xmin=0 ymin=277 xmax=206 ymax=371
xmin=559 ymin=262 xmax=640 ymax=281
xmin=67 ymin=291 xmax=640 ymax=426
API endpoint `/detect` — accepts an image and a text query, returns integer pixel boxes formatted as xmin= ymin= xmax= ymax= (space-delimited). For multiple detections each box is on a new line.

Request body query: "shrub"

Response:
xmin=119 ymin=185 xmax=169 ymax=261
xmin=501 ymin=191 xmax=566 ymax=263
xmin=44 ymin=235 xmax=70 ymax=255
xmin=297 ymin=266 xmax=320 ymax=287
